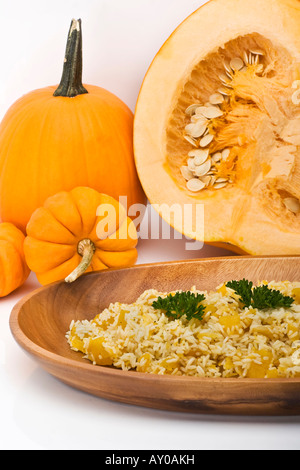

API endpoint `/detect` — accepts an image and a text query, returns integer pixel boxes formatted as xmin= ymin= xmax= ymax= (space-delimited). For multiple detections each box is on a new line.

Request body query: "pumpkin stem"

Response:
xmin=53 ymin=18 xmax=88 ymax=98
xmin=65 ymin=239 xmax=95 ymax=283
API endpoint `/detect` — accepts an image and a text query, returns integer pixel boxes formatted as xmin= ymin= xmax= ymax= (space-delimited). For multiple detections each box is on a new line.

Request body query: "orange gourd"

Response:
xmin=134 ymin=0 xmax=300 ymax=255
xmin=23 ymin=186 xmax=138 ymax=285
xmin=0 ymin=223 xmax=30 ymax=297
xmin=0 ymin=19 xmax=146 ymax=233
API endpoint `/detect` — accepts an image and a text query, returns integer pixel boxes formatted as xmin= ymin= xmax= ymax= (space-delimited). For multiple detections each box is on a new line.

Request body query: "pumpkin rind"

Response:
xmin=134 ymin=0 xmax=300 ymax=255
xmin=24 ymin=187 xmax=138 ymax=285
xmin=0 ymin=223 xmax=30 ymax=297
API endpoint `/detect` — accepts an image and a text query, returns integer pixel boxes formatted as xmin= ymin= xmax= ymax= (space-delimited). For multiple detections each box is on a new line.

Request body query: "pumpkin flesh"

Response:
xmin=134 ymin=0 xmax=300 ymax=255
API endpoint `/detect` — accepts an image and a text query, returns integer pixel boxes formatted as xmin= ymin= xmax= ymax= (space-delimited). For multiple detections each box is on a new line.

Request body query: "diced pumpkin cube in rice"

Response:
xmin=246 ymin=349 xmax=273 ymax=378
xmin=224 ymin=357 xmax=234 ymax=370
xmin=217 ymin=284 xmax=228 ymax=296
xmin=160 ymin=357 xmax=180 ymax=372
xmin=219 ymin=314 xmax=241 ymax=329
xmin=92 ymin=314 xmax=114 ymax=330
xmin=69 ymin=333 xmax=85 ymax=352
xmin=287 ymin=322 xmax=300 ymax=340
xmin=266 ymin=368 xmax=280 ymax=378
xmin=250 ymin=325 xmax=274 ymax=339
xmin=117 ymin=310 xmax=127 ymax=328
xmin=137 ymin=352 xmax=152 ymax=372
xmin=86 ymin=337 xmax=114 ymax=366
xmin=292 ymin=288 xmax=300 ymax=304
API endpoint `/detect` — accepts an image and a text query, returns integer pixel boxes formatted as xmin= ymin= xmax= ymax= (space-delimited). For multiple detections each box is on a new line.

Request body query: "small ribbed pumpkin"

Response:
xmin=24 ymin=187 xmax=138 ymax=285
xmin=0 ymin=19 xmax=146 ymax=233
xmin=0 ymin=223 xmax=30 ymax=297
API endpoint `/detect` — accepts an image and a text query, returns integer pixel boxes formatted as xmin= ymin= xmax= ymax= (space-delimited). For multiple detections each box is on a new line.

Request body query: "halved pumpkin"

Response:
xmin=134 ymin=0 xmax=300 ymax=255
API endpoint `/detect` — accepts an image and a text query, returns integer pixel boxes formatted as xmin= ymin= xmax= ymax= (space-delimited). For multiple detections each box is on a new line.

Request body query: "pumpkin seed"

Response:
xmin=212 ymin=152 xmax=222 ymax=163
xmin=215 ymin=177 xmax=228 ymax=183
xmin=191 ymin=114 xmax=208 ymax=125
xmin=185 ymin=104 xmax=201 ymax=115
xmin=225 ymin=69 xmax=234 ymax=80
xmin=186 ymin=178 xmax=206 ymax=192
xmin=184 ymin=135 xmax=198 ymax=147
xmin=186 ymin=121 xmax=207 ymax=138
xmin=292 ymin=80 xmax=300 ymax=89
xmin=190 ymin=149 xmax=210 ymax=165
xmin=224 ymin=60 xmax=233 ymax=74
xmin=187 ymin=157 xmax=196 ymax=171
xmin=283 ymin=197 xmax=300 ymax=214
xmin=180 ymin=166 xmax=194 ymax=181
xmin=214 ymin=182 xmax=228 ymax=189
xmin=194 ymin=106 xmax=208 ymax=116
xmin=194 ymin=159 xmax=212 ymax=177
xmin=185 ymin=123 xmax=195 ymax=134
xmin=199 ymin=175 xmax=211 ymax=186
xmin=292 ymin=89 xmax=300 ymax=105
xmin=222 ymin=148 xmax=230 ymax=160
xmin=210 ymin=176 xmax=217 ymax=186
xmin=188 ymin=148 xmax=209 ymax=158
xmin=230 ymin=57 xmax=244 ymax=71
xmin=209 ymin=93 xmax=224 ymax=105
xmin=243 ymin=51 xmax=249 ymax=64
xmin=201 ymin=106 xmax=223 ymax=119
xmin=218 ymin=87 xmax=231 ymax=96
xmin=200 ymin=133 xmax=214 ymax=147
xmin=249 ymin=48 xmax=264 ymax=56
xmin=219 ymin=73 xmax=231 ymax=84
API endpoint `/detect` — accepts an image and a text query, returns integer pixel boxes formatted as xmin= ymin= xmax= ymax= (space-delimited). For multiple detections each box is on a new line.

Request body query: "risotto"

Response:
xmin=66 ymin=281 xmax=300 ymax=378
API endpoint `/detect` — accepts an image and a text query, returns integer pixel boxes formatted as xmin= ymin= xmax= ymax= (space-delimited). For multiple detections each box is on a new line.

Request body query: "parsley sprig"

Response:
xmin=152 ymin=291 xmax=206 ymax=321
xmin=226 ymin=279 xmax=294 ymax=310
xmin=226 ymin=279 xmax=253 ymax=308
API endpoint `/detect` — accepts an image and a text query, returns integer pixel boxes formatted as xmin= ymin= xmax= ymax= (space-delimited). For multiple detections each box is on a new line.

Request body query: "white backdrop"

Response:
xmin=1 ymin=0 xmax=300 ymax=451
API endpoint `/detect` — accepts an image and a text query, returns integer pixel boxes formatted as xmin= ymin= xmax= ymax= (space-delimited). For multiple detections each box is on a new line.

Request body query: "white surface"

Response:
xmin=0 ymin=0 xmax=300 ymax=451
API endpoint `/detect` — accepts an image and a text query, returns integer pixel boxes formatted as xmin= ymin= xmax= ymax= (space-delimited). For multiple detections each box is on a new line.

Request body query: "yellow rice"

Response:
xmin=66 ymin=281 xmax=300 ymax=378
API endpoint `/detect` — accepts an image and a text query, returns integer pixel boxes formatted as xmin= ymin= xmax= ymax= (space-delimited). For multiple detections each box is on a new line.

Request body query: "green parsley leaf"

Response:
xmin=226 ymin=279 xmax=294 ymax=310
xmin=226 ymin=279 xmax=253 ymax=308
xmin=152 ymin=291 xmax=206 ymax=321
xmin=251 ymin=285 xmax=294 ymax=310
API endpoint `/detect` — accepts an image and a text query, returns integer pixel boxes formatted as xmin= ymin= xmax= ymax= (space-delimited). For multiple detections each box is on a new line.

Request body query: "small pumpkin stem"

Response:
xmin=53 ymin=18 xmax=88 ymax=98
xmin=65 ymin=239 xmax=95 ymax=283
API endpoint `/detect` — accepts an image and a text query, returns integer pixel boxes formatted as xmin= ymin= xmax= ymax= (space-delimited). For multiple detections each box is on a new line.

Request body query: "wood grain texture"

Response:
xmin=9 ymin=255 xmax=300 ymax=415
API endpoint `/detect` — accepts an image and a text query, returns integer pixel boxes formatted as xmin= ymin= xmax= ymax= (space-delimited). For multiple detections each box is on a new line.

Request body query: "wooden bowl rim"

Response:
xmin=9 ymin=255 xmax=300 ymax=385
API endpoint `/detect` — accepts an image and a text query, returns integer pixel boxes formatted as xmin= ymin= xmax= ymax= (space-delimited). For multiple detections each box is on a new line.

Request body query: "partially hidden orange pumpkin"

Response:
xmin=0 ymin=223 xmax=30 ymax=297
xmin=0 ymin=19 xmax=146 ymax=233
xmin=23 ymin=186 xmax=138 ymax=285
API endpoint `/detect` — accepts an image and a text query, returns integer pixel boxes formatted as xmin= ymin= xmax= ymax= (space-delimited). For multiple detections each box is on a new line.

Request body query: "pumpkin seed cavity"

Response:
xmin=164 ymin=35 xmax=299 ymax=222
xmin=181 ymin=49 xmax=266 ymax=193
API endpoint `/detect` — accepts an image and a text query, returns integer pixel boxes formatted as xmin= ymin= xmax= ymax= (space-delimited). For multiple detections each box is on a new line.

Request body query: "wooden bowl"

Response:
xmin=10 ymin=256 xmax=300 ymax=415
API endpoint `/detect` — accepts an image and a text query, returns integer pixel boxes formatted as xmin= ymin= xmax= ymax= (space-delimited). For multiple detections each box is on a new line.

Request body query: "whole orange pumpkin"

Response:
xmin=24 ymin=187 xmax=138 ymax=285
xmin=0 ymin=19 xmax=146 ymax=233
